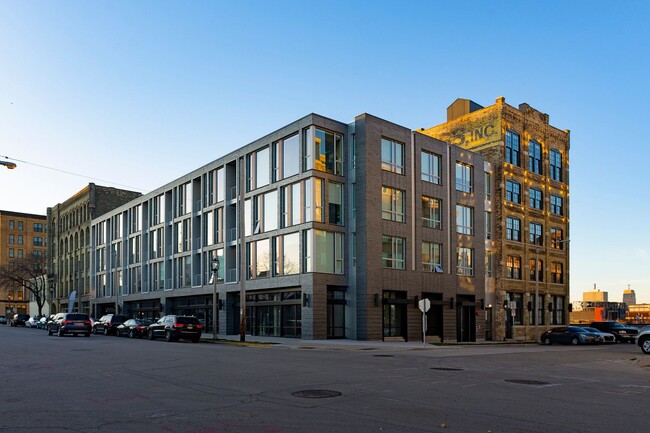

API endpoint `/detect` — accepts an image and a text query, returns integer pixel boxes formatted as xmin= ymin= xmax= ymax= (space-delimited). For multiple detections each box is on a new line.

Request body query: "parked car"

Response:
xmin=589 ymin=321 xmax=639 ymax=343
xmin=540 ymin=326 xmax=600 ymax=345
xmin=93 ymin=314 xmax=128 ymax=335
xmin=48 ymin=313 xmax=92 ymax=337
xmin=147 ymin=315 xmax=202 ymax=342
xmin=581 ymin=326 xmax=616 ymax=344
xmin=10 ymin=314 xmax=30 ymax=327
xmin=0 ymin=315 xmax=7 ymax=325
xmin=37 ymin=316 xmax=48 ymax=329
xmin=637 ymin=327 xmax=650 ymax=354
xmin=116 ymin=319 xmax=153 ymax=338
xmin=45 ymin=313 xmax=64 ymax=332
xmin=26 ymin=316 xmax=44 ymax=328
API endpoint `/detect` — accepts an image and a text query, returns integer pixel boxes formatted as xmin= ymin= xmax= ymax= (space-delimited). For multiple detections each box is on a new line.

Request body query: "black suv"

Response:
xmin=93 ymin=314 xmax=128 ymax=335
xmin=48 ymin=313 xmax=92 ymax=337
xmin=10 ymin=314 xmax=30 ymax=327
xmin=590 ymin=321 xmax=639 ymax=343
xmin=147 ymin=315 xmax=203 ymax=343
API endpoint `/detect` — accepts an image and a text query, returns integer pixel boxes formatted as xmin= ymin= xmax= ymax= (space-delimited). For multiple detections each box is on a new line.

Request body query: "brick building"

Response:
xmin=422 ymin=97 xmax=570 ymax=341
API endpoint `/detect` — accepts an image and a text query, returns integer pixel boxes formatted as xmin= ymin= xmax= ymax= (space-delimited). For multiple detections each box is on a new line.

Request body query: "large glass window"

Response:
xmin=248 ymin=238 xmax=271 ymax=279
xmin=304 ymin=127 xmax=343 ymax=175
xmin=422 ymin=196 xmax=441 ymax=229
xmin=217 ymin=167 xmax=225 ymax=202
xmin=456 ymin=247 xmax=473 ymax=276
xmin=552 ymin=295 xmax=565 ymax=325
xmin=303 ymin=229 xmax=344 ymax=274
xmin=382 ymin=236 xmax=405 ymax=269
xmin=382 ymin=187 xmax=405 ymax=223
xmin=456 ymin=162 xmax=473 ymax=193
xmin=283 ymin=133 xmax=300 ymax=179
xmin=281 ymin=182 xmax=302 ymax=228
xmin=550 ymin=149 xmax=563 ymax=182
xmin=506 ymin=130 xmax=520 ymax=166
xmin=551 ymin=227 xmax=565 ymax=249
xmin=506 ymin=180 xmax=521 ymax=203
xmin=381 ymin=138 xmax=404 ymax=174
xmin=506 ymin=255 xmax=521 ymax=279
xmin=422 ymin=242 xmax=442 ymax=272
xmin=304 ymin=178 xmax=324 ymax=223
xmin=328 ymin=182 xmax=343 ymax=225
xmin=529 ymin=222 xmax=543 ymax=245
xmin=456 ymin=205 xmax=473 ymax=235
xmin=177 ymin=183 xmax=191 ymax=216
xmin=550 ymin=195 xmax=563 ymax=215
xmin=274 ymin=232 xmax=300 ymax=276
xmin=264 ymin=190 xmax=278 ymax=232
xmin=530 ymin=188 xmax=543 ymax=210
xmin=506 ymin=216 xmax=521 ymax=241
xmin=485 ymin=211 xmax=492 ymax=240
xmin=551 ymin=262 xmax=564 ymax=283
xmin=528 ymin=140 xmax=542 ymax=174
xmin=529 ymin=258 xmax=543 ymax=282
xmin=421 ymin=151 xmax=441 ymax=184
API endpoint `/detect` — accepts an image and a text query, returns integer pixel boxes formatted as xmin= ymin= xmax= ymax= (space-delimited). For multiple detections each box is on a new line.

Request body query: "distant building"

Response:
xmin=623 ymin=285 xmax=636 ymax=305
xmin=0 ymin=210 xmax=47 ymax=317
xmin=626 ymin=304 xmax=649 ymax=324
xmin=583 ymin=284 xmax=607 ymax=302
xmin=47 ymin=183 xmax=142 ymax=315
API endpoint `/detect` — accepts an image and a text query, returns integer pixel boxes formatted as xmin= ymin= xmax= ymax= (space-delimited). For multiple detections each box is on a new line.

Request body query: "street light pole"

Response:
xmin=534 ymin=247 xmax=540 ymax=343
xmin=211 ymin=253 xmax=220 ymax=341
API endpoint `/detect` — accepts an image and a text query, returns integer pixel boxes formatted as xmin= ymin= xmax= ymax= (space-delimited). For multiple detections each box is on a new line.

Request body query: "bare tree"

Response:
xmin=0 ymin=252 xmax=48 ymax=316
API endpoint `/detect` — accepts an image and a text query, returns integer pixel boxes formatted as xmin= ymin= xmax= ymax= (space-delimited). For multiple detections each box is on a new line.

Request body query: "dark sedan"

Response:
xmin=540 ymin=326 xmax=600 ymax=345
xmin=147 ymin=315 xmax=202 ymax=343
xmin=116 ymin=319 xmax=153 ymax=338
xmin=48 ymin=313 xmax=92 ymax=337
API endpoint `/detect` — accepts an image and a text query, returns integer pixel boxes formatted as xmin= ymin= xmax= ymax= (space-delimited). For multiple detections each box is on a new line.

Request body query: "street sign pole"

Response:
xmin=418 ymin=298 xmax=431 ymax=345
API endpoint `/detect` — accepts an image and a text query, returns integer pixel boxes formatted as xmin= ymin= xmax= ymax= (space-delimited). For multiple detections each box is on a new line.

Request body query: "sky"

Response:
xmin=1 ymin=1 xmax=649 ymax=303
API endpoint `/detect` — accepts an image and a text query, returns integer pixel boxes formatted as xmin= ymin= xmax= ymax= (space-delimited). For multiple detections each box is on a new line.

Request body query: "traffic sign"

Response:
xmin=418 ymin=298 xmax=431 ymax=313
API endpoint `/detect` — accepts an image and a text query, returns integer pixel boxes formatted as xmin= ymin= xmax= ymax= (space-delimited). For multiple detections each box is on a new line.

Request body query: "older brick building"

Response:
xmin=422 ymin=97 xmax=570 ymax=341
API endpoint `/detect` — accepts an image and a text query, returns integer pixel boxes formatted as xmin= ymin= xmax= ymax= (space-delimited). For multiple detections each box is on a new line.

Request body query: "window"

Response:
xmin=550 ymin=149 xmax=562 ymax=182
xmin=8 ymin=248 xmax=14 ymax=258
xmin=129 ymin=235 xmax=141 ymax=263
xmin=529 ymin=294 xmax=545 ymax=326
xmin=456 ymin=162 xmax=473 ymax=193
xmin=382 ymin=187 xmax=405 ymax=222
xmin=8 ymin=234 xmax=14 ymax=244
xmin=273 ymin=133 xmax=300 ymax=182
xmin=247 ymin=147 xmax=270 ymax=191
xmin=34 ymin=223 xmax=44 ymax=232
xmin=247 ymin=238 xmax=271 ymax=279
xmin=304 ymin=127 xmax=343 ymax=175
xmin=456 ymin=247 xmax=473 ymax=276
xmin=506 ymin=217 xmax=521 ymax=241
xmin=529 ymin=188 xmax=543 ymax=210
xmin=550 ymin=195 xmax=563 ymax=215
xmin=486 ymin=251 xmax=493 ymax=277
xmin=552 ymin=295 xmax=565 ymax=325
xmin=281 ymin=182 xmax=302 ymax=228
xmin=304 ymin=178 xmax=324 ymax=223
xmin=264 ymin=190 xmax=278 ymax=232
xmin=175 ymin=219 xmax=191 ymax=253
xmin=8 ymin=220 xmax=14 ymax=230
xmin=422 ymin=242 xmax=442 ymax=272
xmin=382 ymin=236 xmax=405 ymax=269
xmin=17 ymin=221 xmax=23 ymax=231
xmin=551 ymin=227 xmax=565 ymax=249
xmin=274 ymin=232 xmax=300 ymax=276
xmin=17 ymin=235 xmax=23 ymax=245
xmin=506 ymin=130 xmax=520 ymax=166
xmin=421 ymin=151 xmax=441 ymax=184
xmin=328 ymin=182 xmax=344 ymax=225
xmin=528 ymin=140 xmax=542 ymax=174
xmin=529 ymin=222 xmax=543 ymax=245
xmin=551 ymin=262 xmax=564 ymax=283
xmin=34 ymin=237 xmax=43 ymax=247
xmin=485 ymin=172 xmax=492 ymax=199
xmin=456 ymin=205 xmax=473 ymax=235
xmin=422 ymin=196 xmax=442 ymax=229
xmin=303 ymin=229 xmax=344 ymax=274
xmin=530 ymin=258 xmax=543 ymax=282
xmin=216 ymin=167 xmax=225 ymax=202
xmin=508 ymin=293 xmax=524 ymax=325
xmin=485 ymin=211 xmax=492 ymax=240
xmin=506 ymin=180 xmax=521 ymax=203
xmin=506 ymin=255 xmax=522 ymax=279
xmin=381 ymin=138 xmax=404 ymax=174
xmin=17 ymin=249 xmax=23 ymax=258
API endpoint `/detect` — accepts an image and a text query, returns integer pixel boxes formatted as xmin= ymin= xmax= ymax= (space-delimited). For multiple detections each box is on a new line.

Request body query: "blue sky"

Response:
xmin=1 ymin=1 xmax=649 ymax=303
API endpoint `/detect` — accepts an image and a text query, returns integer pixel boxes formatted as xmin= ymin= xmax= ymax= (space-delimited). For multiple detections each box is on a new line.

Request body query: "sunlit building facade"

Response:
xmin=422 ymin=97 xmax=570 ymax=341
xmin=90 ymin=113 xmax=488 ymax=341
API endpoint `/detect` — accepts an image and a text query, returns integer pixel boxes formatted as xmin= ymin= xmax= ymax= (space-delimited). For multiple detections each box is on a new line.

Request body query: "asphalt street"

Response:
xmin=1 ymin=325 xmax=648 ymax=433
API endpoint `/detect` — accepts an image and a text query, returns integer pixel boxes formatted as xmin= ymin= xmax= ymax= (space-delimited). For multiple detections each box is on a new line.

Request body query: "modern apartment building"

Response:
xmin=0 ymin=210 xmax=47 ymax=317
xmin=47 ymin=183 xmax=142 ymax=315
xmin=90 ymin=113 xmax=488 ymax=341
xmin=422 ymin=97 xmax=570 ymax=341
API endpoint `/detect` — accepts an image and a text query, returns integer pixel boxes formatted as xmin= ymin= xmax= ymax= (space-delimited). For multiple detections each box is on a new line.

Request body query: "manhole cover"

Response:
xmin=505 ymin=379 xmax=550 ymax=386
xmin=430 ymin=367 xmax=463 ymax=371
xmin=292 ymin=390 xmax=342 ymax=399
xmin=373 ymin=354 xmax=395 ymax=357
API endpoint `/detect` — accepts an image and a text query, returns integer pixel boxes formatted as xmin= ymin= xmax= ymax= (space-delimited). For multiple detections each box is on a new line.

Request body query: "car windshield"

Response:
xmin=582 ymin=327 xmax=600 ymax=332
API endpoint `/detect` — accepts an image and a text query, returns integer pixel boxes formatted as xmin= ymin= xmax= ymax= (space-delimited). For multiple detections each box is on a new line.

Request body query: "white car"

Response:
xmin=26 ymin=316 xmax=43 ymax=328
xmin=0 ymin=316 xmax=7 ymax=325
xmin=637 ymin=327 xmax=650 ymax=354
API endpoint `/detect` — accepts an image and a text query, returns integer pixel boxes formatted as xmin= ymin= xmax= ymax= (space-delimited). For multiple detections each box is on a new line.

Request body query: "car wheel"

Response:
xmin=165 ymin=330 xmax=173 ymax=342
xmin=543 ymin=337 xmax=551 ymax=345
xmin=641 ymin=338 xmax=650 ymax=354
xmin=129 ymin=330 xmax=135 ymax=339
xmin=104 ymin=328 xmax=109 ymax=336
xmin=48 ymin=329 xmax=53 ymax=336
xmin=85 ymin=333 xmax=91 ymax=337
xmin=191 ymin=336 xmax=200 ymax=343
xmin=93 ymin=327 xmax=98 ymax=335
xmin=58 ymin=329 xmax=64 ymax=337
xmin=148 ymin=329 xmax=155 ymax=340
xmin=571 ymin=337 xmax=579 ymax=345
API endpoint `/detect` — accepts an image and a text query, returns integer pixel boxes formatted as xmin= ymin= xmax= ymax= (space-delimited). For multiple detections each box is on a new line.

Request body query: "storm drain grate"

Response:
xmin=292 ymin=390 xmax=342 ymax=399
xmin=430 ymin=367 xmax=463 ymax=371
xmin=505 ymin=379 xmax=550 ymax=386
